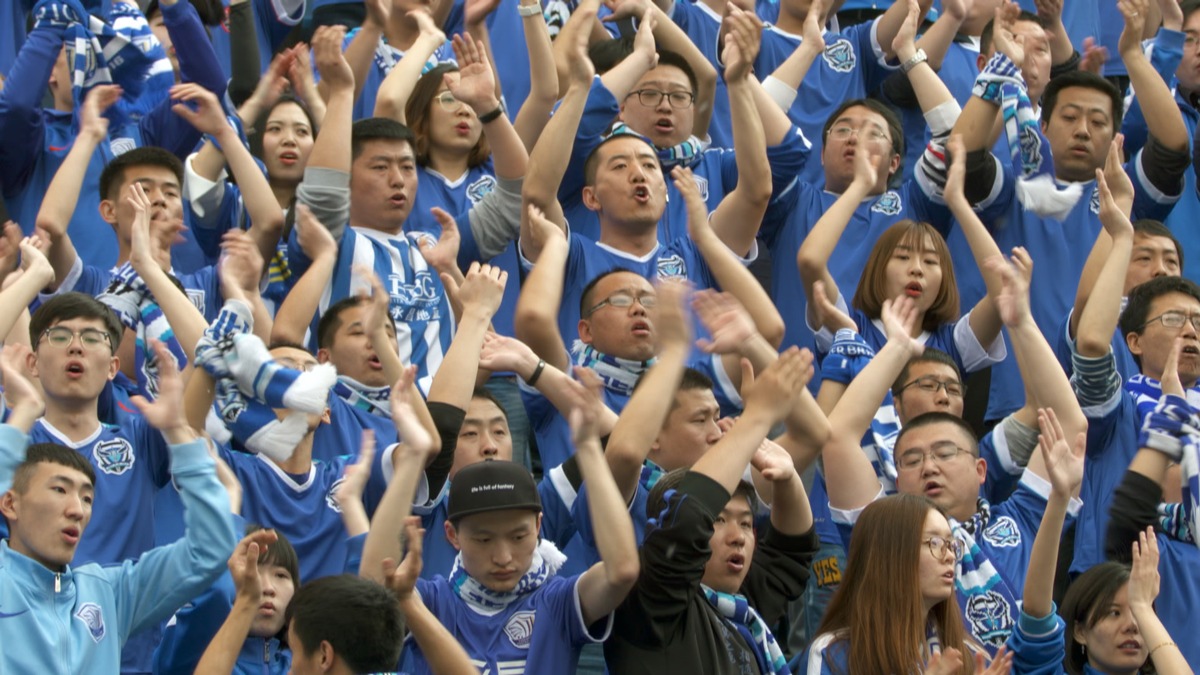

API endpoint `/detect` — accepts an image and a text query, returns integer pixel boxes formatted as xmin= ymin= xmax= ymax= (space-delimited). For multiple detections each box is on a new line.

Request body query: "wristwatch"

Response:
xmin=518 ymin=2 xmax=541 ymax=16
xmin=900 ymin=48 xmax=928 ymax=74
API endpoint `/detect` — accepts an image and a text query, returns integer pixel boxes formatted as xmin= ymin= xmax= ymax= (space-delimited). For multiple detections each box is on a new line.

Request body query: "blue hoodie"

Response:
xmin=0 ymin=425 xmax=237 ymax=675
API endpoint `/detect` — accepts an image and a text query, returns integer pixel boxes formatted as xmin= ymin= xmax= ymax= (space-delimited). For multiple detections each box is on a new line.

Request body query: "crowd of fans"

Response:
xmin=1 ymin=0 xmax=1199 ymax=672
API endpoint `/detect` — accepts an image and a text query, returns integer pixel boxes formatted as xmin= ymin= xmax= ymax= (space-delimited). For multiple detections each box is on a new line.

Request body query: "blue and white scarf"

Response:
xmin=449 ymin=539 xmax=567 ymax=616
xmin=608 ymin=121 xmax=704 ymax=171
xmin=951 ymin=500 xmax=1018 ymax=651
xmin=1124 ymin=374 xmax=1200 ymax=424
xmin=97 ymin=262 xmax=186 ymax=400
xmin=701 ymin=585 xmax=790 ymax=675
xmin=195 ymin=299 xmax=336 ymax=461
xmin=332 ymin=376 xmax=392 ymax=419
xmin=108 ymin=2 xmax=173 ymax=124
xmin=1140 ymin=394 xmax=1200 ymax=550
xmin=571 ymin=341 xmax=655 ymax=396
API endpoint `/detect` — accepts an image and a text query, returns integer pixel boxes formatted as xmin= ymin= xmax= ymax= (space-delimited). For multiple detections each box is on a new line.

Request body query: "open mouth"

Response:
xmin=631 ymin=320 xmax=651 ymax=337
xmin=279 ymin=151 xmax=300 ymax=166
xmin=65 ymin=362 xmax=85 ymax=377
xmin=727 ymin=553 xmax=745 ymax=572
xmin=633 ymin=185 xmax=651 ymax=203
xmin=654 ymin=118 xmax=674 ymax=134
xmin=61 ymin=527 xmax=81 ymax=544
xmin=388 ymin=193 xmax=407 ymax=208
xmin=456 ymin=122 xmax=472 ymax=134
xmin=924 ymin=481 xmax=943 ymax=496
xmin=1181 ymin=344 xmax=1199 ymax=357
xmin=905 ymin=282 xmax=923 ymax=298
xmin=367 ymin=355 xmax=382 ymax=369
xmin=1118 ymin=640 xmax=1142 ymax=652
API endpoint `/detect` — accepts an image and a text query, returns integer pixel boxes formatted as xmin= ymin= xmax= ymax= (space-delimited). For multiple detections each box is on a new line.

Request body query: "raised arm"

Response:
xmin=513 ymin=207 xmax=571 ymax=370
xmin=372 ymin=11 xmax=446 ymax=122
xmin=573 ymin=369 xmax=641 ymax=624
xmin=35 ymin=85 xmax=122 ymax=290
xmin=447 ymin=33 xmax=527 ymax=181
xmin=874 ymin=0 xmax=934 ymax=60
xmin=1070 ymin=136 xmax=1134 ymax=340
xmin=193 ymin=530 xmax=280 ymax=675
xmin=795 ymin=141 xmax=876 ymax=331
xmin=944 ymin=135 xmax=1004 ymax=350
xmin=708 ymin=8 xmax=772 ymax=257
xmin=951 ymin=4 xmax=1024 ymax=154
xmin=603 ymin=280 xmax=691 ymax=502
xmin=511 ymin=0 xmax=559 ymax=151
xmin=0 ymin=240 xmax=56 ymax=347
xmin=427 ymin=263 xmax=507 ymax=411
xmin=1074 ymin=150 xmax=1135 ymax=360
xmin=1021 ymin=409 xmax=1084 ymax=619
xmin=824 ymin=299 xmax=923 ymax=510
xmin=1119 ymin=0 xmax=1189 ymax=153
xmin=0 ymin=342 xmax=45 ymax=434
xmin=338 ymin=0 xmax=387 ymax=106
xmin=596 ymin=8 xmax=659 ymax=101
xmin=270 ymin=205 xmax=337 ymax=345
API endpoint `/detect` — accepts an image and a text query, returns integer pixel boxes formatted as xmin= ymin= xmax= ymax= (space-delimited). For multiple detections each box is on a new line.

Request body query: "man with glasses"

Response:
xmin=820 ymin=254 xmax=1087 ymax=652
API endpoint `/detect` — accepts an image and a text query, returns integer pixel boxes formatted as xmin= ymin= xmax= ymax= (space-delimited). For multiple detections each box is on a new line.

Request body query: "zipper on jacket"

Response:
xmin=54 ymin=572 xmax=60 ymax=593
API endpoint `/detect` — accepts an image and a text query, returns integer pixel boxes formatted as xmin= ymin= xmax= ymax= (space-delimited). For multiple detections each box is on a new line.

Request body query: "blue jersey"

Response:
xmin=342 ymin=30 xmax=456 ymax=122
xmin=977 ymin=153 xmax=1182 ymax=423
xmin=54 ymin=257 xmax=224 ymax=324
xmin=288 ymin=225 xmax=456 ymax=396
xmin=667 ymin=0 xmax=734 ymax=149
xmin=207 ymin=0 xmax=303 ymax=79
xmin=1051 ymin=311 xmax=1141 ymax=385
xmin=314 ymin=395 xmax=400 ymax=500
xmin=894 ymin=38 xmax=979 ymax=181
xmin=218 ymin=446 xmax=359 ymax=582
xmin=760 ymin=175 xmax=950 ymax=372
xmin=404 ymin=574 xmax=611 ymax=675
xmin=1152 ymin=533 xmax=1200 ymax=666
xmin=407 ymin=163 xmax=521 ymax=340
xmin=755 ymin=18 xmax=897 ymax=185
xmin=1073 ymin=389 xmax=1140 ymax=574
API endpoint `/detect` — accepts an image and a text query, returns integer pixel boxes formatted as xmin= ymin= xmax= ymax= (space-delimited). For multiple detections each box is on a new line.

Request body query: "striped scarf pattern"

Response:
xmin=701 ymin=585 xmax=791 ymax=675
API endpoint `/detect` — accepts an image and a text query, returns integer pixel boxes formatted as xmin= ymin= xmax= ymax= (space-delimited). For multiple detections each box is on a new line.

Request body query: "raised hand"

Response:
xmin=410 ymin=9 xmax=446 ymax=44
xmin=287 ymin=45 xmax=324 ymax=113
xmin=722 ymin=6 xmax=763 ymax=82
xmin=313 ymin=25 xmax=353 ymax=93
xmin=992 ymin=2 xmax=1026 ymax=68
xmin=352 ymin=264 xmax=393 ymax=339
xmin=417 ymin=208 xmax=462 ymax=276
xmin=568 ymin=367 xmax=606 ymax=446
xmin=1079 ymin=38 xmax=1109 ymax=74
xmin=382 ymin=516 xmax=425 ymax=599
xmin=80 ymin=84 xmax=122 ymax=140
xmin=978 ymin=647 xmax=1013 ymax=675
xmin=944 ymin=135 xmax=969 ymax=207
xmin=1160 ymin=337 xmax=1185 ymax=396
xmin=19 ymin=236 xmax=55 ymax=289
xmin=986 ymin=248 xmax=1034 ymax=329
xmin=239 ymin=51 xmax=292 ymax=122
xmin=170 ymin=82 xmax=229 ymax=136
xmin=631 ymin=7 xmax=659 ymax=70
xmin=228 ymin=529 xmax=279 ymax=602
xmin=692 ymin=290 xmax=755 ymax=355
xmin=652 ymin=278 xmax=692 ymax=350
xmin=465 ymin=0 xmax=503 ymax=26
xmin=1117 ymin=0 xmax=1149 ymax=58
xmin=891 ymin=0 xmax=922 ymax=62
xmin=924 ymin=647 xmax=965 ymax=675
xmin=390 ymin=366 xmax=435 ymax=453
xmin=456 ymin=262 xmax=508 ymax=318
xmin=601 ymin=0 xmax=650 ymax=21
xmin=218 ymin=230 xmax=265 ymax=303
xmin=741 ymin=347 xmax=815 ymax=424
xmin=811 ymin=280 xmax=856 ymax=332
xmin=1 ymin=343 xmax=45 ymax=429
xmin=751 ymin=437 xmax=798 ymax=483
xmin=1156 ymin=0 xmax=1184 ymax=30
xmin=1099 ymin=133 xmax=1135 ymax=223
xmin=1126 ymin=527 xmax=1161 ymax=610
xmin=294 ymin=204 xmax=338 ymax=261
xmin=448 ymin=33 xmax=500 ymax=113
xmin=1036 ymin=407 xmax=1085 ymax=498
xmin=127 ymin=182 xmax=158 ymax=271
xmin=0 ymin=222 xmax=22 ymax=277
xmin=478 ymin=332 xmax=538 ymax=373
xmin=1032 ymin=0 xmax=1062 ymax=26
xmin=801 ymin=0 xmax=827 ymax=52
xmin=565 ymin=2 xmax=597 ymax=87
xmin=525 ymin=204 xmax=566 ymax=252
xmin=336 ymin=429 xmax=376 ymax=508
xmin=131 ymin=340 xmax=193 ymax=440
xmin=850 ymin=129 xmax=880 ymax=190
xmin=363 ymin=0 xmax=390 ymax=28
xmin=675 ymin=166 xmax=712 ymax=243
xmin=881 ymin=295 xmax=924 ymax=354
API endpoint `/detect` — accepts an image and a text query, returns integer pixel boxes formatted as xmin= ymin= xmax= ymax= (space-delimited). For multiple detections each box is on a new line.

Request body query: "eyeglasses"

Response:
xmin=435 ymin=91 xmax=464 ymax=112
xmin=626 ymin=89 xmax=695 ymax=109
xmin=585 ymin=291 xmax=657 ymax=317
xmin=923 ymin=535 xmax=964 ymax=562
xmin=1141 ymin=311 xmax=1200 ymax=331
xmin=897 ymin=444 xmax=974 ymax=471
xmin=40 ymin=327 xmax=112 ymax=351
xmin=899 ymin=376 xmax=966 ymax=398
xmin=826 ymin=125 xmax=890 ymax=145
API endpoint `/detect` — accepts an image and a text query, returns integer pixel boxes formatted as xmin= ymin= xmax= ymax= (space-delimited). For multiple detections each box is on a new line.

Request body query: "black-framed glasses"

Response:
xmin=1141 ymin=311 xmax=1200 ymax=331
xmin=435 ymin=91 xmax=465 ymax=112
xmin=626 ymin=89 xmax=695 ymax=109
xmin=924 ymin=535 xmax=964 ymax=562
xmin=585 ymin=291 xmax=657 ymax=317
xmin=897 ymin=444 xmax=973 ymax=471
xmin=899 ymin=376 xmax=965 ymax=398
xmin=40 ymin=327 xmax=112 ymax=351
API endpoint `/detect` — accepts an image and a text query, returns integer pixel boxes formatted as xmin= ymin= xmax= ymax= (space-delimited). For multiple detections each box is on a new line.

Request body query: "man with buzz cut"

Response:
xmin=0 ymin=337 xmax=237 ymax=674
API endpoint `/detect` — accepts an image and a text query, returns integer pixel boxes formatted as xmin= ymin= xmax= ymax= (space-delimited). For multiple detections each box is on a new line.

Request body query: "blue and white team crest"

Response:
xmin=1018 ymin=125 xmax=1044 ymax=177
xmin=692 ymin=174 xmax=709 ymax=202
xmin=75 ymin=603 xmax=106 ymax=643
xmin=387 ymin=270 xmax=444 ymax=323
xmin=503 ymin=610 xmax=536 ymax=649
xmin=822 ymin=39 xmax=857 ymax=73
xmin=327 ymin=477 xmax=347 ymax=513
xmin=981 ymin=516 xmax=1021 ymax=548
xmin=466 ymin=175 xmax=497 ymax=205
xmin=655 ymin=253 xmax=687 ymax=280
xmin=411 ymin=232 xmax=438 ymax=251
xmin=1089 ymin=184 xmax=1101 ymax=214
xmin=186 ymin=289 xmax=206 ymax=314
xmin=965 ymin=590 xmax=1013 ymax=649
xmin=871 ymin=191 xmax=903 ymax=216
xmin=93 ymin=439 xmax=135 ymax=476
xmin=109 ymin=136 xmax=136 ymax=156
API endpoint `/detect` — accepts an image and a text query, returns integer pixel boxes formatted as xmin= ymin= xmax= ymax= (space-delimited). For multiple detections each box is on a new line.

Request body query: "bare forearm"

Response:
xmin=194 ymin=600 xmax=256 ymax=675
xmin=372 ymin=34 xmax=443 ymax=122
xmin=513 ymin=239 xmax=569 ymax=369
xmin=1008 ymin=321 xmax=1087 ymax=437
xmin=398 ymin=596 xmax=481 ymax=675
xmin=606 ymin=343 xmax=689 ymax=500
xmin=1126 ymin=53 xmax=1189 ymax=151
xmin=1075 ymin=235 xmax=1132 ymax=357
xmin=512 ymin=6 xmax=557 ymax=151
xmin=271 ymin=255 xmax=334 ymax=344
xmin=342 ymin=24 xmax=382 ymax=106
xmin=213 ymin=126 xmax=285 ymax=253
xmin=37 ymin=132 xmax=101 ymax=238
xmin=309 ymin=88 xmax=354 ymax=172
xmin=694 ymin=232 xmax=784 ymax=347
xmin=427 ymin=308 xmax=492 ymax=409
xmin=359 ymin=445 xmax=425 ymax=583
xmin=768 ymin=473 xmax=813 ymax=535
xmin=1022 ymin=492 xmax=1069 ymax=618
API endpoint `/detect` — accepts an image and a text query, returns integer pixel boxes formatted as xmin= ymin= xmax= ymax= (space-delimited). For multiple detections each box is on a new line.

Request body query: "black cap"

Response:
xmin=448 ymin=460 xmax=542 ymax=523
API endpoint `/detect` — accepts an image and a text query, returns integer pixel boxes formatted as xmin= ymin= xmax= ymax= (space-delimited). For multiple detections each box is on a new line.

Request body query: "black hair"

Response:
xmin=979 ymin=10 xmax=1045 ymax=55
xmin=582 ymin=133 xmax=660 ymax=187
xmin=1133 ymin=219 xmax=1184 ymax=271
xmin=1040 ymin=70 xmax=1124 ymax=130
xmin=1059 ymin=562 xmax=1147 ymax=675
xmin=891 ymin=348 xmax=963 ymax=398
xmin=654 ymin=49 xmax=699 ymax=96
xmin=470 ymin=387 xmax=509 ymax=422
xmin=821 ymin=98 xmax=905 ymax=179
xmin=316 ymin=296 xmax=370 ymax=349
xmin=1119 ymin=276 xmax=1200 ymax=367
xmin=894 ymin=411 xmax=979 ymax=457
xmin=29 ymin=292 xmax=123 ymax=351
xmin=1181 ymin=0 xmax=1200 ymax=23
xmin=351 ymin=117 xmax=416 ymax=161
xmin=589 ymin=36 xmax=635 ymax=74
xmin=248 ymin=94 xmax=319 ymax=167
xmin=10 ymin=443 xmax=97 ymax=495
xmin=579 ymin=267 xmax=640 ymax=317
xmin=98 ymin=146 xmax=184 ymax=202
xmin=287 ymin=575 xmax=405 ymax=672
xmin=645 ymin=468 xmax=758 ymax=525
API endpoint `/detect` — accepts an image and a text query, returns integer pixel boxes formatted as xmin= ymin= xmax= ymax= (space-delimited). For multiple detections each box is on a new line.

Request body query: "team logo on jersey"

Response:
xmin=327 ymin=478 xmax=347 ymax=513
xmin=94 ymin=439 xmax=135 ymax=476
xmin=466 ymin=175 xmax=498 ymax=205
xmin=1018 ymin=125 xmax=1043 ymax=177
xmin=965 ymin=590 xmax=1013 ymax=649
xmin=75 ymin=603 xmax=106 ymax=643
xmin=388 ymin=270 xmax=445 ymax=323
xmin=186 ymin=289 xmax=206 ymax=314
xmin=982 ymin=516 xmax=1021 ymax=548
xmin=503 ymin=611 xmax=536 ymax=649
xmin=692 ymin=174 xmax=710 ymax=202
xmin=822 ymin=39 xmax=856 ymax=73
xmin=655 ymin=253 xmax=687 ymax=280
xmin=871 ymin=191 xmax=903 ymax=215
xmin=110 ymin=137 xmax=137 ymax=156
xmin=1089 ymin=185 xmax=1101 ymax=214
xmin=411 ymin=232 xmax=439 ymax=251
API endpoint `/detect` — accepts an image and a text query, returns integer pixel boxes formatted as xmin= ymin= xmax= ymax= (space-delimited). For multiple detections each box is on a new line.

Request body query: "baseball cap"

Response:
xmin=448 ymin=460 xmax=542 ymax=523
